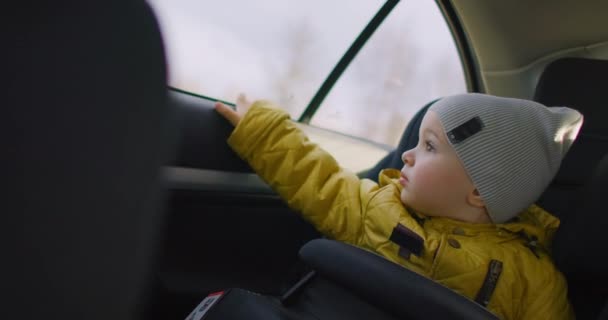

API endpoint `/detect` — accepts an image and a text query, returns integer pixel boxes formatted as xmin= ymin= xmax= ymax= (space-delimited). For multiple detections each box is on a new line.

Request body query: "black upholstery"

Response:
xmin=535 ymin=58 xmax=608 ymax=219
xmin=299 ymin=239 xmax=498 ymax=320
xmin=552 ymin=154 xmax=608 ymax=320
xmin=532 ymin=58 xmax=608 ymax=319
xmin=4 ymin=1 xmax=173 ymax=319
xmin=598 ymin=300 xmax=608 ymax=320
xmin=170 ymin=90 xmax=253 ymax=172
xmin=200 ymin=239 xmax=498 ymax=320
xmin=203 ymin=282 xmax=402 ymax=320
xmin=534 ymin=58 xmax=608 ymax=137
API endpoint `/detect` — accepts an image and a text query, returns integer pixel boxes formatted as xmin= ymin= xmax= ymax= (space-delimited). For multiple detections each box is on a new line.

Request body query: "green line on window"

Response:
xmin=298 ymin=0 xmax=400 ymax=123
xmin=169 ymin=86 xmax=236 ymax=107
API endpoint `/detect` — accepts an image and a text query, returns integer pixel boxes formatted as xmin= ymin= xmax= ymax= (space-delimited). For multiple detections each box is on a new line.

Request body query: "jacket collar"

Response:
xmin=378 ymin=168 xmax=561 ymax=248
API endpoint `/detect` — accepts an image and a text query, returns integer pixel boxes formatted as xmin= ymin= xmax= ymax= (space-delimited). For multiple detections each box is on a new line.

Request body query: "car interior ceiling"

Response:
xmin=5 ymin=0 xmax=608 ymax=319
xmin=449 ymin=0 xmax=608 ymax=99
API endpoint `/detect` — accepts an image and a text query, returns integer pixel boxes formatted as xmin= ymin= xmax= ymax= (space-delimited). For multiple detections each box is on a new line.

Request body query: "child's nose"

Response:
xmin=402 ymin=149 xmax=415 ymax=166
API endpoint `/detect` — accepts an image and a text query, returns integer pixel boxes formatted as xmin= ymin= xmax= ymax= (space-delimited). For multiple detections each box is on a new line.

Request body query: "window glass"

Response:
xmin=148 ymin=0 xmax=383 ymax=118
xmin=310 ymin=1 xmax=466 ymax=147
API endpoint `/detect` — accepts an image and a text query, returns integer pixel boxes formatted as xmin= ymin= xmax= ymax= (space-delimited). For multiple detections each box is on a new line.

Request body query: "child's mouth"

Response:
xmin=399 ymin=172 xmax=409 ymax=186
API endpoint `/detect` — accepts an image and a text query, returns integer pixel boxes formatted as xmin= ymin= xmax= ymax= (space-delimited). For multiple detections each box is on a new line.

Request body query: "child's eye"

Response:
xmin=425 ymin=140 xmax=435 ymax=152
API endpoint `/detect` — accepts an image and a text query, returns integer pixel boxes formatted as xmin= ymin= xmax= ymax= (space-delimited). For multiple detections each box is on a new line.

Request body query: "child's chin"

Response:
xmin=399 ymin=191 xmax=415 ymax=209
xmin=399 ymin=191 xmax=408 ymax=205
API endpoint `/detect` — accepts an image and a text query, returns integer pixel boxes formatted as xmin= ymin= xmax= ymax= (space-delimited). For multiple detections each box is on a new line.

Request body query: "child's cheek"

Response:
xmin=418 ymin=165 xmax=440 ymax=190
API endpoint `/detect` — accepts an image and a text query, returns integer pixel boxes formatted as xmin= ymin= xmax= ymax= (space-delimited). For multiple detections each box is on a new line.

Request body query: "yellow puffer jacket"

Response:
xmin=227 ymin=102 xmax=574 ymax=320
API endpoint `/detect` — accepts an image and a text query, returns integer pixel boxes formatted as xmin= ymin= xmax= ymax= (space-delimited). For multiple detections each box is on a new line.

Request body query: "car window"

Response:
xmin=310 ymin=1 xmax=466 ymax=147
xmin=149 ymin=0 xmax=466 ymax=172
xmin=148 ymin=0 xmax=383 ymax=118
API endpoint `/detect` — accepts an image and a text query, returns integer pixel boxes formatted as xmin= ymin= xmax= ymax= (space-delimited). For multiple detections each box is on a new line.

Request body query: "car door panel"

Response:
xmin=169 ymin=90 xmax=252 ymax=172
xmin=158 ymin=90 xmax=321 ymax=302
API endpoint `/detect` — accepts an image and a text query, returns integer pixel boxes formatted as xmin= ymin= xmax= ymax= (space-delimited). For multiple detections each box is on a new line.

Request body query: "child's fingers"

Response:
xmin=214 ymin=102 xmax=241 ymax=126
xmin=236 ymin=93 xmax=252 ymax=114
xmin=237 ymin=93 xmax=248 ymax=106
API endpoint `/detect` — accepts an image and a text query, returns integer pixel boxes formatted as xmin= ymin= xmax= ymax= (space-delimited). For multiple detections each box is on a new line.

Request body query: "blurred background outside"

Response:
xmin=149 ymin=0 xmax=466 ymax=148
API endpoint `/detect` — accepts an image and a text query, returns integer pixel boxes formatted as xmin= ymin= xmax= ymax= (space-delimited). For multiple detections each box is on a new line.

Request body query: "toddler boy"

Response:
xmin=215 ymin=93 xmax=582 ymax=319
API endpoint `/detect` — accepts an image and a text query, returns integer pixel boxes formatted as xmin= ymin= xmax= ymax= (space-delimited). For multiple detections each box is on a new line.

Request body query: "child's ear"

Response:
xmin=467 ymin=189 xmax=485 ymax=208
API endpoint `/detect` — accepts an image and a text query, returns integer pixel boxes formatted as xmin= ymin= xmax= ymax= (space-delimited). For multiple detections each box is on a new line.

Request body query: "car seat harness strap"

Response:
xmin=390 ymin=223 xmax=424 ymax=257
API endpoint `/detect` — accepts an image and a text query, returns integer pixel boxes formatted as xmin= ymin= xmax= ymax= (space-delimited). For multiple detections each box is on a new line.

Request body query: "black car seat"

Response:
xmin=552 ymin=152 xmax=608 ymax=320
xmin=533 ymin=58 xmax=608 ymax=320
xmin=4 ymin=1 xmax=173 ymax=319
xmin=534 ymin=58 xmax=608 ymax=219
xmin=196 ymin=238 xmax=499 ymax=320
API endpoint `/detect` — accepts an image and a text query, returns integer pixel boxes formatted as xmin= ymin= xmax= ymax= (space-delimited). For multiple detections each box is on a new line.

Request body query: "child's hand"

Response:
xmin=215 ymin=93 xmax=252 ymax=127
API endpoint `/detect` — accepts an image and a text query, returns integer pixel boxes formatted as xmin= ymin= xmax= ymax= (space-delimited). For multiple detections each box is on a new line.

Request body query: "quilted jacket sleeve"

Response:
xmin=227 ymin=101 xmax=366 ymax=244
xmin=519 ymin=265 xmax=574 ymax=320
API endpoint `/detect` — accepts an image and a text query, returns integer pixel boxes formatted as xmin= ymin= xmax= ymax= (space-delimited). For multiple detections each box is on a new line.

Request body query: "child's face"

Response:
xmin=399 ymin=111 xmax=481 ymax=221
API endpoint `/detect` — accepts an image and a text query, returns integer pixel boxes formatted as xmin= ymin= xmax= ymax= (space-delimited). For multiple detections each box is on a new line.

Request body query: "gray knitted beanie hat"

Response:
xmin=429 ymin=93 xmax=583 ymax=223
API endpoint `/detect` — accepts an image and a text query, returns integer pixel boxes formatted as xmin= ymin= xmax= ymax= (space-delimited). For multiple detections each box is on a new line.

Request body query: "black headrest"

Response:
xmin=534 ymin=58 xmax=608 ymax=136
xmin=5 ymin=1 xmax=172 ymax=319
xmin=535 ymin=58 xmax=608 ymax=202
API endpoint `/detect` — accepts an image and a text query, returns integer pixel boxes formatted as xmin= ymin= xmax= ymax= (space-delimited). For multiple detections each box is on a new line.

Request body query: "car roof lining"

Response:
xmin=449 ymin=0 xmax=608 ymax=98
